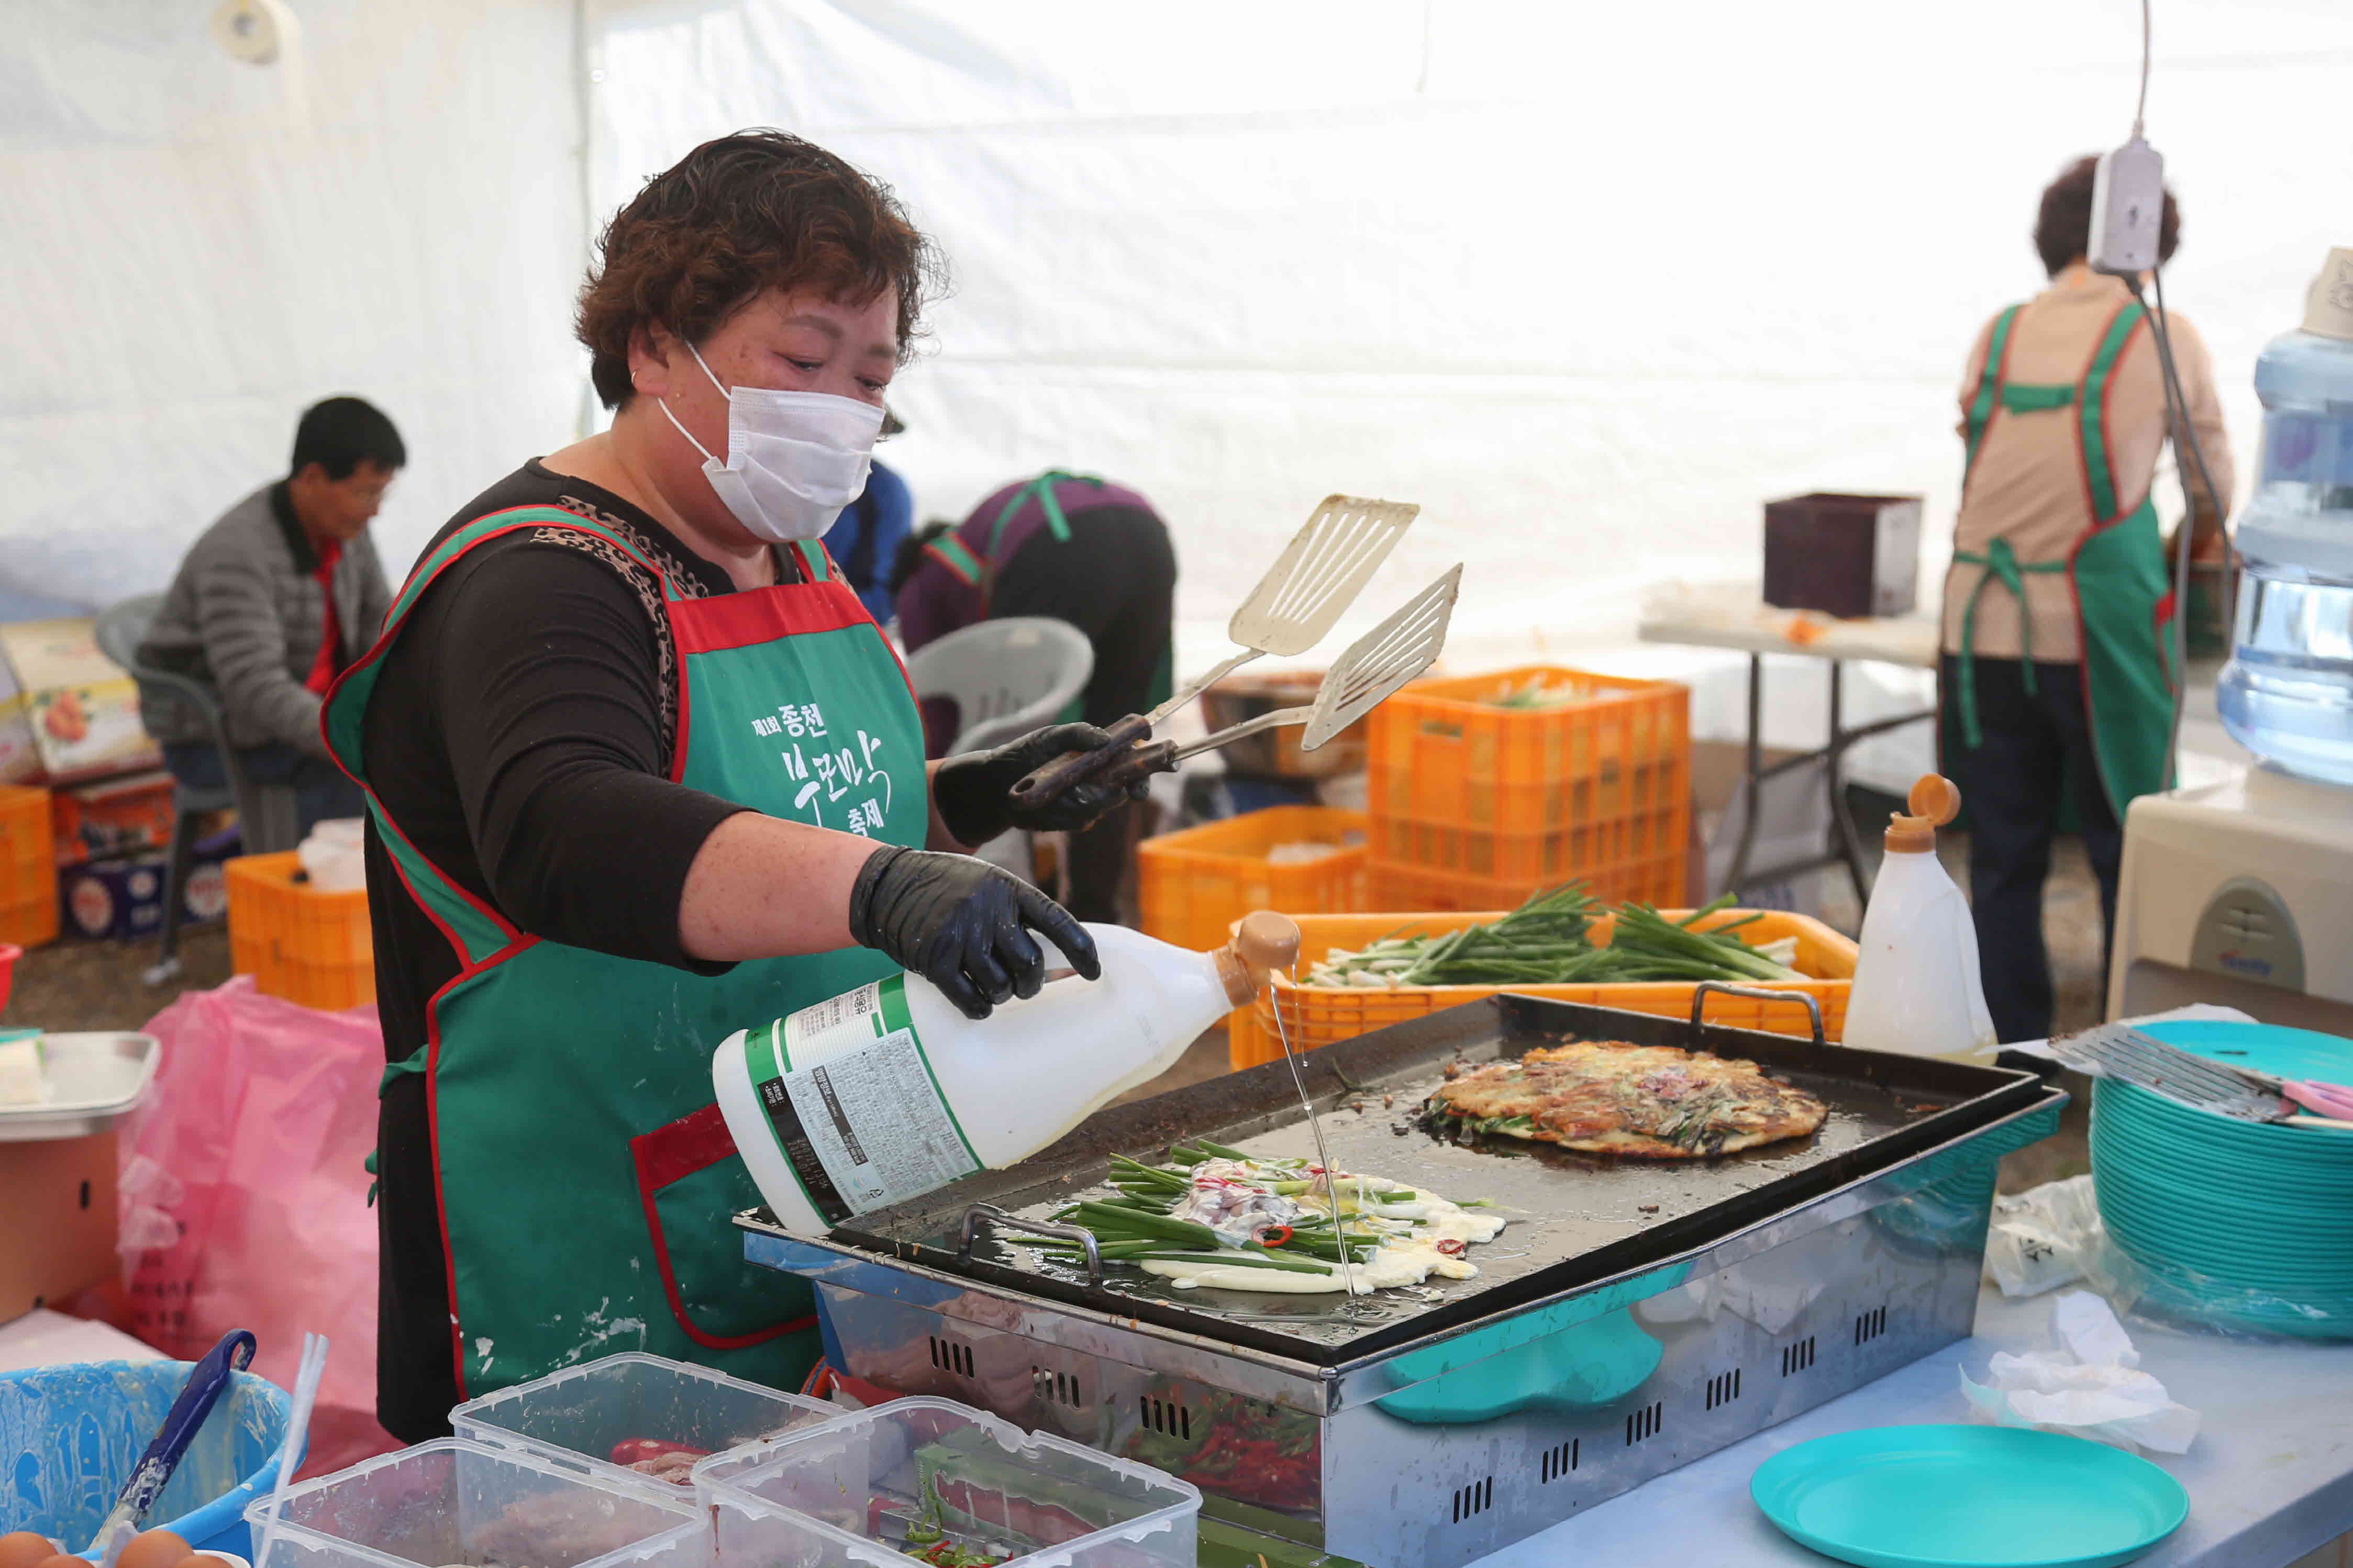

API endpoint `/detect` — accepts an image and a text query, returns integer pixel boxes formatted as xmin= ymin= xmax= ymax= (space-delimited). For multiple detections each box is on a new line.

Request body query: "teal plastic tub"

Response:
xmin=0 ymin=1359 xmax=293 ymax=1559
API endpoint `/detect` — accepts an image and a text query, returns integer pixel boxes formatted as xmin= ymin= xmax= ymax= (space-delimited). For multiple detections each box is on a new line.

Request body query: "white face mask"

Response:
xmin=659 ymin=342 xmax=883 ymax=543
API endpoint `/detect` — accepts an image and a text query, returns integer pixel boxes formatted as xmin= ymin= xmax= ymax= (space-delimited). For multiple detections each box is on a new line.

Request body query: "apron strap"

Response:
xmin=2000 ymin=383 xmax=2074 ymax=413
xmin=923 ymin=535 xmax=984 ymax=587
xmin=1961 ymin=305 xmax=2025 ymax=485
xmin=986 ymin=470 xmax=1104 ymax=557
xmin=2078 ymin=300 xmax=2150 ymax=526
xmin=1949 ymin=539 xmax=2069 ymax=749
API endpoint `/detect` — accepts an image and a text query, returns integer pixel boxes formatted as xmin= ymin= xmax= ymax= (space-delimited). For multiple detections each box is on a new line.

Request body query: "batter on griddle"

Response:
xmin=1429 ymin=1040 xmax=1828 ymax=1158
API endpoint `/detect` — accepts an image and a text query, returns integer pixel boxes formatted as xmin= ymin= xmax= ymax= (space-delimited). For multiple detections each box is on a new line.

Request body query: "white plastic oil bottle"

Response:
xmin=1840 ymin=774 xmax=1998 ymax=1062
xmin=714 ymin=911 xmax=1301 ymax=1236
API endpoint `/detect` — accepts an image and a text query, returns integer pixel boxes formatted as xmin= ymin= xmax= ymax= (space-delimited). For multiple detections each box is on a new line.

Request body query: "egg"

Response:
xmin=115 ymin=1530 xmax=193 ymax=1568
xmin=34 ymin=1553 xmax=91 ymax=1568
xmin=0 ymin=1534 xmax=59 ymax=1568
xmin=185 ymin=1554 xmax=239 ymax=1568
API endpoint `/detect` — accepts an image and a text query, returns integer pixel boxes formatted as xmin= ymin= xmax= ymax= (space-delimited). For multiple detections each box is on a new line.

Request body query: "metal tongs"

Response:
xmin=1011 ymin=494 xmax=1422 ymax=808
xmin=1040 ymin=565 xmax=1461 ymax=795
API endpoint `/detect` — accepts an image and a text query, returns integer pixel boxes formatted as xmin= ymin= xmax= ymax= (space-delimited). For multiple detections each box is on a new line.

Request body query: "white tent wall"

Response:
xmin=592 ymin=0 xmax=2351 ymax=760
xmin=0 ymin=0 xmax=586 ymax=613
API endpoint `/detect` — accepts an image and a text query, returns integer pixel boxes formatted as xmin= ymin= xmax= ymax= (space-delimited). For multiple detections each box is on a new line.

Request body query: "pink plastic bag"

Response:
xmin=118 ymin=975 xmax=398 ymax=1475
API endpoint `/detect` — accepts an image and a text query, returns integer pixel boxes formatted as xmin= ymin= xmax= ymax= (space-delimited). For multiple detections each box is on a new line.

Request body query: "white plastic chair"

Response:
xmin=905 ymin=617 xmax=1094 ymax=880
xmin=905 ymin=617 xmax=1094 ymax=753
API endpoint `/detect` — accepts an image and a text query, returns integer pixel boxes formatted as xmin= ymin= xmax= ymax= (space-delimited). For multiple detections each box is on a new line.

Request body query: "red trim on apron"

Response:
xmin=669 ymin=580 xmax=875 ymax=655
xmin=629 ymin=1104 xmax=816 ymax=1350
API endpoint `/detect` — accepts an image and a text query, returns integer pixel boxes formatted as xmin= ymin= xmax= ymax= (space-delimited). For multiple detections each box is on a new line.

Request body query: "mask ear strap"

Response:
xmin=658 ymin=339 xmax=730 ymax=464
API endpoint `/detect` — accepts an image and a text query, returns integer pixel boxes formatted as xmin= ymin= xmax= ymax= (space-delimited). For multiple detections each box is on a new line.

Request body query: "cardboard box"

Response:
xmin=61 ymin=842 xmax=230 ymax=942
xmin=0 ymin=619 xmax=161 ymax=786
xmin=0 ymin=1131 xmax=119 ymax=1321
xmin=53 ymin=769 xmax=178 ymax=866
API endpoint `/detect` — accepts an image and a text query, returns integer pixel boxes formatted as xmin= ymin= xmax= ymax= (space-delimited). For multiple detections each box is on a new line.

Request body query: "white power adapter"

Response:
xmin=2088 ymin=136 xmax=2167 ymax=275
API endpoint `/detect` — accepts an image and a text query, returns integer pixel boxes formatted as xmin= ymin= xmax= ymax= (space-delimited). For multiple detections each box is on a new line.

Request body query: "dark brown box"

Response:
xmin=0 ymin=1131 xmax=118 ymax=1321
xmin=1762 ymin=492 xmax=1922 ymax=619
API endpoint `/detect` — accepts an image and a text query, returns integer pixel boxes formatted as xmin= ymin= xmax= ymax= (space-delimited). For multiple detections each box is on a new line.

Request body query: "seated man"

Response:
xmin=138 ymin=396 xmax=399 ymax=839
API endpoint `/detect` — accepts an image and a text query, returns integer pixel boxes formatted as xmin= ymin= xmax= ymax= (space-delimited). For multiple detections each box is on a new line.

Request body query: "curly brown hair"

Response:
xmin=577 ymin=129 xmax=942 ymax=408
xmin=2035 ymin=154 xmax=2179 ymax=277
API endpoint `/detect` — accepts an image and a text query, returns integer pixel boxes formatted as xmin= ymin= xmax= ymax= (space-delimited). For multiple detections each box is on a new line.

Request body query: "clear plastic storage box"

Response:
xmin=696 ymin=1397 xmax=1201 ymax=1568
xmin=450 ymin=1351 xmax=835 ymax=1499
xmin=244 ymin=1438 xmax=702 ymax=1568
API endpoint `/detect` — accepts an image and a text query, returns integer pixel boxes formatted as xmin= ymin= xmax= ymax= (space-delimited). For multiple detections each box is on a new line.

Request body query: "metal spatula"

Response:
xmin=2049 ymin=1022 xmax=2353 ymax=1130
xmin=1087 ymin=565 xmax=1462 ymax=788
xmin=1009 ymin=494 xmax=1418 ymax=809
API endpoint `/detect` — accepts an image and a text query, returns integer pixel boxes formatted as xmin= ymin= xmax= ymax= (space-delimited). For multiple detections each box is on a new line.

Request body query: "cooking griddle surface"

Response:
xmin=818 ymin=995 xmax=2042 ymax=1361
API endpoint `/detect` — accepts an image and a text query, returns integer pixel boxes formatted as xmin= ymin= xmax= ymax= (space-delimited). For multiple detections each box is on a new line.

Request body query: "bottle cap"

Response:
xmin=2303 ymin=248 xmax=2353 ymax=341
xmin=1215 ymin=910 xmax=1303 ymax=1006
xmin=1884 ymin=773 xmax=1960 ymax=854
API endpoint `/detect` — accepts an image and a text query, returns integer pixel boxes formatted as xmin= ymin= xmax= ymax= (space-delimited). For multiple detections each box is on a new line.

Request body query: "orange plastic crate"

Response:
xmin=1369 ymin=852 xmax=1684 ymax=911
xmin=1228 ymin=907 xmax=1855 ymax=1069
xmin=226 ymin=851 xmax=374 ymax=1010
xmin=0 ymin=786 xmax=58 ymax=947
xmin=1368 ymin=664 xmax=1689 ymax=898
xmin=1137 ymin=806 xmax=1367 ymax=953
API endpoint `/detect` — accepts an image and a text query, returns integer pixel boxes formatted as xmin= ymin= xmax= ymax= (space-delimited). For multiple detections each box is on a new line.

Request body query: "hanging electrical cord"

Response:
xmin=2134 ymin=0 xmax=2152 ymax=135
xmin=2106 ymin=0 xmax=2222 ymax=783
xmin=2126 ymin=265 xmax=2225 ymax=780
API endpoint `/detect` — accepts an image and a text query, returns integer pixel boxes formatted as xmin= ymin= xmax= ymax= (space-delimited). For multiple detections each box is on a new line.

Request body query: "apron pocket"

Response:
xmin=631 ymin=1102 xmax=815 ymax=1349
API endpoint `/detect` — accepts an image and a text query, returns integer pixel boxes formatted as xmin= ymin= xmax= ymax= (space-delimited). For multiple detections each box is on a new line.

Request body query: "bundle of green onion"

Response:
xmin=1304 ymin=886 xmax=1804 ymax=988
xmin=1018 ymin=1141 xmax=1429 ymax=1278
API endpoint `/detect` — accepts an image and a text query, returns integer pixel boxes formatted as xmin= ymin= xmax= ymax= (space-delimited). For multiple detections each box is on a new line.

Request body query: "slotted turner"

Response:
xmin=1009 ymin=494 xmax=1418 ymax=809
xmin=1086 ymin=564 xmax=1462 ymax=788
xmin=2049 ymin=1022 xmax=2353 ymax=1130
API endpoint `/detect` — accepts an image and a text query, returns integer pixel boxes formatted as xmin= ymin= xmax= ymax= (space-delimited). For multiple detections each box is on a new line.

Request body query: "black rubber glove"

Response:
xmin=930 ymin=721 xmax=1152 ymax=846
xmin=848 ymin=844 xmax=1101 ymax=1019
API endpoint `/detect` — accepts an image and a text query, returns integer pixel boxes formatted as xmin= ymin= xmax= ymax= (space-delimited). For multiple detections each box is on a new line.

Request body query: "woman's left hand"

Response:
xmin=930 ymin=721 xmax=1151 ymax=844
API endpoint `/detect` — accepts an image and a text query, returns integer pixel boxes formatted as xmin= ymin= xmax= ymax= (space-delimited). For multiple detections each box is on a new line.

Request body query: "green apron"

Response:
xmin=324 ymin=506 xmax=926 ymax=1400
xmin=1944 ymin=298 xmax=2178 ymax=821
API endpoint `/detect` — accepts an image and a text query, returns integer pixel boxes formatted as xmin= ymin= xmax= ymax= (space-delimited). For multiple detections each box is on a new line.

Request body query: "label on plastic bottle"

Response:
xmin=741 ymin=975 xmax=981 ymax=1225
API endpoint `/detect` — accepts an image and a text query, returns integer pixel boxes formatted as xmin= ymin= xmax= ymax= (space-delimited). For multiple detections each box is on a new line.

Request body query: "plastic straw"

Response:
xmin=253 ymin=1333 xmax=329 ymax=1568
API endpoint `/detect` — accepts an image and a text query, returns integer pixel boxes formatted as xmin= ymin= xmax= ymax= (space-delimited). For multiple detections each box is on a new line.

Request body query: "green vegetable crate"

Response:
xmin=1228 ymin=906 xmax=1856 ymax=1069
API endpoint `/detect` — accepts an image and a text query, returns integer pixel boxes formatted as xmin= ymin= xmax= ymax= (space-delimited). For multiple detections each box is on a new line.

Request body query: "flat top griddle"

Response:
xmin=767 ymin=994 xmax=2046 ymax=1366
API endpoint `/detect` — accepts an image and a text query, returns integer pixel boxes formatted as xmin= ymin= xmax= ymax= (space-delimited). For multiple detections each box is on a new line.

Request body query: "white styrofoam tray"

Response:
xmin=0 ymin=1031 xmax=159 ymax=1141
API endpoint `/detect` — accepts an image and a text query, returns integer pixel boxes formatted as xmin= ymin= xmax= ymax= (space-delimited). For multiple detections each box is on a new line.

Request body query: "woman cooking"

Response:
xmin=332 ymin=131 xmax=1145 ymax=1440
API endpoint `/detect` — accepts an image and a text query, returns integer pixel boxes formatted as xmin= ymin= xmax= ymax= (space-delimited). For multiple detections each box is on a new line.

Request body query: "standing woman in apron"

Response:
xmin=1939 ymin=155 xmax=2234 ymax=1043
xmin=337 ymin=131 xmax=1148 ymax=1440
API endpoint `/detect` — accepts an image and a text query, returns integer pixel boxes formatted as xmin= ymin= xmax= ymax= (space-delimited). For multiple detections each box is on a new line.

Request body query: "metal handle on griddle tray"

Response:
xmin=958 ymin=1204 xmax=1106 ymax=1285
xmin=1690 ymin=981 xmax=1826 ymax=1049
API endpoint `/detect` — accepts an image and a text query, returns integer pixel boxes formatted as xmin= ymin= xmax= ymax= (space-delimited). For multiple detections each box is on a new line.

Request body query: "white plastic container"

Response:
xmin=245 ymin=1438 xmax=703 ymax=1568
xmin=695 ymin=1395 xmax=1200 ymax=1568
xmin=1840 ymin=775 xmax=1996 ymax=1061
xmin=449 ymin=1351 xmax=836 ymax=1502
xmin=715 ymin=914 xmax=1298 ymax=1237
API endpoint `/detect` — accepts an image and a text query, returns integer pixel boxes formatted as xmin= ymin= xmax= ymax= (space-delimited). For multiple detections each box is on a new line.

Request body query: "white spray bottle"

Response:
xmin=1840 ymin=773 xmax=1997 ymax=1061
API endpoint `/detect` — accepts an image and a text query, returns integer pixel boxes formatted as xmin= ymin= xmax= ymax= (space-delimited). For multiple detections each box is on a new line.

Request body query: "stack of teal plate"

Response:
xmin=2090 ymin=1020 xmax=2353 ymax=1340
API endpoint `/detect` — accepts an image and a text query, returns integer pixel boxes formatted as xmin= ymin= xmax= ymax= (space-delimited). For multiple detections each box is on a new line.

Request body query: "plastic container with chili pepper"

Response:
xmin=450 ymin=1352 xmax=834 ymax=1501
xmin=696 ymin=1396 xmax=1201 ymax=1568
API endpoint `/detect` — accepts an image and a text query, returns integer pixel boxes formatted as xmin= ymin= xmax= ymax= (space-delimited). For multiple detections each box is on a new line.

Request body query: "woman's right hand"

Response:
xmin=849 ymin=846 xmax=1100 ymax=1019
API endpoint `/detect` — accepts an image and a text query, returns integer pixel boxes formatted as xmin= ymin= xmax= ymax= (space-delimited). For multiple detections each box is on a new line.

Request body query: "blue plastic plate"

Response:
xmin=1751 ymin=1425 xmax=2188 ymax=1568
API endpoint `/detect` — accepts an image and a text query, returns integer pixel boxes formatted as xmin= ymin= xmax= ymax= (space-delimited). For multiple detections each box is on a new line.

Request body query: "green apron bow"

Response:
xmin=1948 ymin=537 xmax=2067 ymax=748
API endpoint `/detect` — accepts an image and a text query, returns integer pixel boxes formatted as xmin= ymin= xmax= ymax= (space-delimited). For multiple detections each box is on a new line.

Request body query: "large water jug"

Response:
xmin=2218 ymin=247 xmax=2353 ymax=785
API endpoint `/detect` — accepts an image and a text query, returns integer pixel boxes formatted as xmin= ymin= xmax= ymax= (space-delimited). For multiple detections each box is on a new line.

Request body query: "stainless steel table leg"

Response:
xmin=1724 ymin=653 xmax=1764 ymax=894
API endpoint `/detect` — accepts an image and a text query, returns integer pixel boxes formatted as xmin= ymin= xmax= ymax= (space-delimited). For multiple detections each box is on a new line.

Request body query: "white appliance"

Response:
xmin=2110 ymin=765 xmax=2353 ymax=1032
